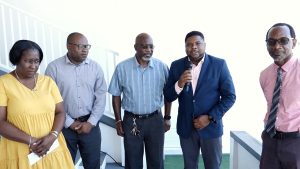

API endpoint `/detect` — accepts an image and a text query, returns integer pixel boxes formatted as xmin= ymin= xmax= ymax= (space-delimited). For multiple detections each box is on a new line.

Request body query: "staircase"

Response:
xmin=74 ymin=151 xmax=124 ymax=169
xmin=105 ymin=163 xmax=124 ymax=169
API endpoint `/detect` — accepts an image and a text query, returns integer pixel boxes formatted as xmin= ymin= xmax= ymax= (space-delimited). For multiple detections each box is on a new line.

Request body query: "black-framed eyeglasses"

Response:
xmin=68 ymin=43 xmax=91 ymax=50
xmin=266 ymin=37 xmax=293 ymax=46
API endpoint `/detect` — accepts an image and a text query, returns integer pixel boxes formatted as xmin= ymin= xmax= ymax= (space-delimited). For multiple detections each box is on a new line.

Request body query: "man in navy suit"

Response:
xmin=164 ymin=31 xmax=236 ymax=169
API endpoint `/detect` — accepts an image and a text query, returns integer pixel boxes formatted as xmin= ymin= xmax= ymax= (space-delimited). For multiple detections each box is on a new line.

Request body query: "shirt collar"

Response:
xmin=188 ymin=54 xmax=205 ymax=67
xmin=133 ymin=56 xmax=154 ymax=68
xmin=273 ymin=56 xmax=296 ymax=73
xmin=65 ymin=54 xmax=90 ymax=65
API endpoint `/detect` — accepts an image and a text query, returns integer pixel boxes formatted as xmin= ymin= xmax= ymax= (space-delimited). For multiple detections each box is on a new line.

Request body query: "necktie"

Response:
xmin=265 ymin=67 xmax=283 ymax=137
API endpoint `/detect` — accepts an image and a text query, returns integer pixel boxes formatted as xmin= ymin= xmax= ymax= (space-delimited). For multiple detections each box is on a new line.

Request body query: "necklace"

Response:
xmin=14 ymin=70 xmax=37 ymax=91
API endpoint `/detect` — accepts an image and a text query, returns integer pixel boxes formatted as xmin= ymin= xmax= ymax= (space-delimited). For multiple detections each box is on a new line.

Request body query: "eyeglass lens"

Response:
xmin=79 ymin=44 xmax=91 ymax=49
xmin=69 ymin=43 xmax=91 ymax=50
xmin=266 ymin=37 xmax=291 ymax=46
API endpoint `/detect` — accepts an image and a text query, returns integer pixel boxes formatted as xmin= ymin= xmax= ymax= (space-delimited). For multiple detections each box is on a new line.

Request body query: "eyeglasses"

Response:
xmin=266 ymin=37 xmax=294 ymax=46
xmin=68 ymin=43 xmax=91 ymax=50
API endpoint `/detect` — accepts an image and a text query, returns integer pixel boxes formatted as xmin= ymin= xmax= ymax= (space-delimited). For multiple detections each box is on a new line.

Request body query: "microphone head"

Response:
xmin=185 ymin=59 xmax=192 ymax=93
xmin=186 ymin=60 xmax=192 ymax=70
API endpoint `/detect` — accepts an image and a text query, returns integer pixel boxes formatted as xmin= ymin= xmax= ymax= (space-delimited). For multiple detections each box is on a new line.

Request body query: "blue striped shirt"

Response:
xmin=108 ymin=56 xmax=169 ymax=114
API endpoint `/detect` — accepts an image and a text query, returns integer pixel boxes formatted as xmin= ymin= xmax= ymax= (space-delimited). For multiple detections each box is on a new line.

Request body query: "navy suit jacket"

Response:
xmin=164 ymin=54 xmax=236 ymax=139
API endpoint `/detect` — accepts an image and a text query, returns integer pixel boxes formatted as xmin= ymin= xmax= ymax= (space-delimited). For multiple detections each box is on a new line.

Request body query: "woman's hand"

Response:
xmin=30 ymin=134 xmax=56 ymax=157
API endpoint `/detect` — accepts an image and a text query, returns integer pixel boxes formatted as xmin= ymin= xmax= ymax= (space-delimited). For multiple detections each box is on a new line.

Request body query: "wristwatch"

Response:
xmin=164 ymin=115 xmax=171 ymax=120
xmin=208 ymin=116 xmax=216 ymax=123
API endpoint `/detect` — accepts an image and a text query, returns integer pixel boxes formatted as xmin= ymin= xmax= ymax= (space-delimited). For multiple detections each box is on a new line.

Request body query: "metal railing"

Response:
xmin=230 ymin=131 xmax=262 ymax=169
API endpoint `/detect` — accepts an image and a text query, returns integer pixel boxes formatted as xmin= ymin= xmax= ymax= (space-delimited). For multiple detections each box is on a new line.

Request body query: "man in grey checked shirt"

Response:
xmin=45 ymin=32 xmax=107 ymax=169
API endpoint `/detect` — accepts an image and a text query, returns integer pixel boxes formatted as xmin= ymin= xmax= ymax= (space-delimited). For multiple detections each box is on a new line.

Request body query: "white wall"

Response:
xmin=2 ymin=0 xmax=300 ymax=154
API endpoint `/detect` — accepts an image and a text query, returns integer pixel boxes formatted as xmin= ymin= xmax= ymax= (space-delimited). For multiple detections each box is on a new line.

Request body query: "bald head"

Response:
xmin=134 ymin=33 xmax=154 ymax=64
xmin=135 ymin=33 xmax=153 ymax=44
xmin=66 ymin=32 xmax=89 ymax=64
xmin=67 ymin=32 xmax=86 ymax=44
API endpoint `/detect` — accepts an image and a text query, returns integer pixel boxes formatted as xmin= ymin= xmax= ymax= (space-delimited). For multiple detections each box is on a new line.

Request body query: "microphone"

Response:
xmin=185 ymin=60 xmax=192 ymax=92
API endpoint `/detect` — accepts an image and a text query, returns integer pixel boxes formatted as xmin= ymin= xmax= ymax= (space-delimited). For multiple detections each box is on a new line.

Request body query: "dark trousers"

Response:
xmin=180 ymin=129 xmax=222 ymax=169
xmin=260 ymin=131 xmax=300 ymax=169
xmin=62 ymin=123 xmax=101 ymax=169
xmin=123 ymin=112 xmax=165 ymax=169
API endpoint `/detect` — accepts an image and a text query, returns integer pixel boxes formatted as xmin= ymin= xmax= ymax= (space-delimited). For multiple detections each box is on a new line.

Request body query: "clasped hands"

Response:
xmin=69 ymin=120 xmax=93 ymax=134
xmin=193 ymin=115 xmax=210 ymax=130
xmin=29 ymin=133 xmax=57 ymax=157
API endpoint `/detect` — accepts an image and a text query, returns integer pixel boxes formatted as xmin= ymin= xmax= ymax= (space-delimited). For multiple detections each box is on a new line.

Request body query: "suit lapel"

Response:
xmin=194 ymin=55 xmax=209 ymax=95
xmin=183 ymin=56 xmax=190 ymax=69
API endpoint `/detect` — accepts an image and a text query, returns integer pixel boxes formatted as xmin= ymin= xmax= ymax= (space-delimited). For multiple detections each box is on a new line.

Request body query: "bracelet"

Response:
xmin=28 ymin=136 xmax=32 ymax=146
xmin=50 ymin=132 xmax=58 ymax=138
xmin=115 ymin=120 xmax=122 ymax=124
xmin=50 ymin=130 xmax=59 ymax=138
xmin=51 ymin=130 xmax=59 ymax=135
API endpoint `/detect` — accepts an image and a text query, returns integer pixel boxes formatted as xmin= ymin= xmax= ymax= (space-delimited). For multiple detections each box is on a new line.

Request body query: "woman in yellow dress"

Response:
xmin=0 ymin=40 xmax=74 ymax=168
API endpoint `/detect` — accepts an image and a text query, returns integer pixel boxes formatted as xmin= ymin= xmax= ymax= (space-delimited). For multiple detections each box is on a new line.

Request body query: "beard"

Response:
xmin=141 ymin=55 xmax=152 ymax=61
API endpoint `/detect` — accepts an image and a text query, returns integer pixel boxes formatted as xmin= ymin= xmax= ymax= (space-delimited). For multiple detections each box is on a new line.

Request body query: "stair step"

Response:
xmin=105 ymin=163 xmax=124 ymax=169
xmin=75 ymin=151 xmax=107 ymax=169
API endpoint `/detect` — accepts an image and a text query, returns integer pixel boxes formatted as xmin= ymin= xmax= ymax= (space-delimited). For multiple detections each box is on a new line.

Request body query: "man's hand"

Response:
xmin=178 ymin=70 xmax=192 ymax=88
xmin=76 ymin=122 xmax=93 ymax=134
xmin=193 ymin=115 xmax=210 ymax=130
xmin=164 ymin=120 xmax=171 ymax=132
xmin=69 ymin=121 xmax=82 ymax=131
xmin=115 ymin=121 xmax=124 ymax=137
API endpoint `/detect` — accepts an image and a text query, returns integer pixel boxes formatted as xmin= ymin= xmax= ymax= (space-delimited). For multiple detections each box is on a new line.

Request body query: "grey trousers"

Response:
xmin=180 ymin=130 xmax=222 ymax=169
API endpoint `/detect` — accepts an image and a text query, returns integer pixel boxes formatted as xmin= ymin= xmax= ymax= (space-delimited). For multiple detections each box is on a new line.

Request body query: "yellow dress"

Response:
xmin=0 ymin=73 xmax=74 ymax=169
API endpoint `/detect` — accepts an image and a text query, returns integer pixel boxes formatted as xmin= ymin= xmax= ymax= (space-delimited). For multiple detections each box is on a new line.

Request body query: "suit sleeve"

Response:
xmin=208 ymin=61 xmax=236 ymax=121
xmin=163 ymin=62 xmax=179 ymax=102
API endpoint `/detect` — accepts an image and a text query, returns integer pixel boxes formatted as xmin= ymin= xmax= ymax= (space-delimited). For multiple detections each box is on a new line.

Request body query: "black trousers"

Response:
xmin=62 ymin=123 xmax=101 ymax=169
xmin=260 ymin=131 xmax=300 ymax=169
xmin=123 ymin=112 xmax=165 ymax=169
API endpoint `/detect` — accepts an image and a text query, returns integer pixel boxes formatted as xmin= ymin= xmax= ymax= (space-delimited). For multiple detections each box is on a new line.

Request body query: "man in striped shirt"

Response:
xmin=108 ymin=33 xmax=171 ymax=169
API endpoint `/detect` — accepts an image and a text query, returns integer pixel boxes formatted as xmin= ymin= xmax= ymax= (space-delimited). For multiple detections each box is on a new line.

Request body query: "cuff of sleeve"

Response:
xmin=175 ymin=81 xmax=183 ymax=94
xmin=87 ymin=114 xmax=101 ymax=126
xmin=65 ymin=115 xmax=74 ymax=128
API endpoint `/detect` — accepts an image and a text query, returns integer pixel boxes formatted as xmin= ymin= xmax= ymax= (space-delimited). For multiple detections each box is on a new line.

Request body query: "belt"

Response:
xmin=125 ymin=110 xmax=159 ymax=119
xmin=74 ymin=114 xmax=91 ymax=122
xmin=273 ymin=130 xmax=300 ymax=139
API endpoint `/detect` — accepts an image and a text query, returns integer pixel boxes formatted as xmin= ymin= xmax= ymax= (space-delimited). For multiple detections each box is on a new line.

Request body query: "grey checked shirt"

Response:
xmin=45 ymin=55 xmax=107 ymax=127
